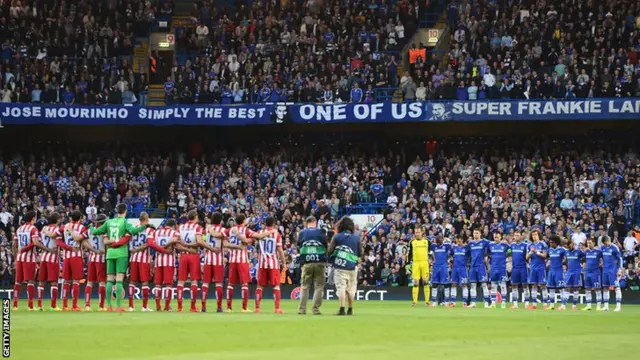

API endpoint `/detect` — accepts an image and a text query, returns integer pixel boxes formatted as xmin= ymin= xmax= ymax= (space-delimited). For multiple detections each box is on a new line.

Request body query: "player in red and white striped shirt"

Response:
xmin=255 ymin=217 xmax=287 ymax=314
xmin=225 ymin=214 xmax=277 ymax=312
xmin=176 ymin=210 xmax=204 ymax=312
xmin=128 ymin=212 xmax=155 ymax=312
xmin=200 ymin=212 xmax=234 ymax=312
xmin=153 ymin=219 xmax=180 ymax=311
xmin=38 ymin=212 xmax=63 ymax=311
xmin=12 ymin=211 xmax=41 ymax=311
xmin=84 ymin=214 xmax=108 ymax=311
xmin=60 ymin=210 xmax=90 ymax=311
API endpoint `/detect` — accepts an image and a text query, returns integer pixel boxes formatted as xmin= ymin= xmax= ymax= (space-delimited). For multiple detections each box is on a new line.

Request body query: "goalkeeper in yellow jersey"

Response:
xmin=407 ymin=227 xmax=430 ymax=306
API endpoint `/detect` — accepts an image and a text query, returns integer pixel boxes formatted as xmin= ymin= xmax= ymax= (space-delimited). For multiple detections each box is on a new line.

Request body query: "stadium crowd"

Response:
xmin=0 ymin=135 xmax=639 ymax=287
xmin=0 ymin=0 xmax=638 ymax=104
xmin=404 ymin=0 xmax=640 ymax=101
xmin=0 ymin=0 xmax=157 ymax=105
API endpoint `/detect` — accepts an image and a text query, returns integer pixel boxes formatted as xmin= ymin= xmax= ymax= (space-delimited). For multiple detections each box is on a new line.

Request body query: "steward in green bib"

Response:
xmin=328 ymin=216 xmax=362 ymax=316
xmin=296 ymin=216 xmax=328 ymax=315
xmin=90 ymin=203 xmax=146 ymax=311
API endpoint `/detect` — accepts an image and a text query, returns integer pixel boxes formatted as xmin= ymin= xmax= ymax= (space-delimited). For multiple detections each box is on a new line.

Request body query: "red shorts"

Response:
xmin=228 ymin=263 xmax=250 ymax=285
xmin=130 ymin=261 xmax=151 ymax=283
xmin=38 ymin=261 xmax=59 ymax=282
xmin=15 ymin=261 xmax=36 ymax=282
xmin=87 ymin=261 xmax=107 ymax=283
xmin=257 ymin=268 xmax=281 ymax=287
xmin=63 ymin=257 xmax=84 ymax=281
xmin=203 ymin=265 xmax=224 ymax=284
xmin=154 ymin=266 xmax=175 ymax=286
xmin=178 ymin=254 xmax=201 ymax=281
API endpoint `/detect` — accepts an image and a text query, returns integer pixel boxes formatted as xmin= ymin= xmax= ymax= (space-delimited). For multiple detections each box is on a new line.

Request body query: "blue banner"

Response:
xmin=0 ymin=99 xmax=639 ymax=125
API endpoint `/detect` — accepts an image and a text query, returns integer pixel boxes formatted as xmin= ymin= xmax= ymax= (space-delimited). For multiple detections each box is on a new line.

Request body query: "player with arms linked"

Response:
xmin=582 ymin=238 xmax=603 ymax=311
xmin=488 ymin=232 xmax=509 ymax=309
xmin=153 ymin=219 xmax=181 ymax=311
xmin=128 ymin=212 xmax=155 ymax=312
xmin=254 ymin=217 xmax=287 ymax=314
xmin=200 ymin=212 xmax=228 ymax=313
xmin=545 ymin=235 xmax=566 ymax=310
xmin=37 ymin=212 xmax=63 ymax=311
xmin=176 ymin=210 xmax=205 ymax=312
xmin=429 ymin=235 xmax=452 ymax=307
xmin=450 ymin=236 xmax=469 ymax=307
xmin=508 ymin=230 xmax=529 ymax=309
xmin=526 ymin=229 xmax=548 ymax=310
xmin=297 ymin=216 xmax=328 ymax=315
xmin=407 ymin=227 xmax=430 ymax=307
xmin=600 ymin=235 xmax=623 ymax=312
xmin=60 ymin=210 xmax=103 ymax=311
xmin=12 ymin=211 xmax=41 ymax=311
xmin=468 ymin=229 xmax=490 ymax=308
xmin=84 ymin=214 xmax=108 ymax=311
xmin=561 ymin=240 xmax=584 ymax=310
xmin=90 ymin=203 xmax=146 ymax=312
xmin=225 ymin=214 xmax=277 ymax=312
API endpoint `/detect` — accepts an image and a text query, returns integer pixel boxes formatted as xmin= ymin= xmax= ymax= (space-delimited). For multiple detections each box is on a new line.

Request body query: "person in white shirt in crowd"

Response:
xmin=622 ymin=230 xmax=639 ymax=264
xmin=196 ymin=23 xmax=209 ymax=47
xmin=571 ymin=227 xmax=587 ymax=247
xmin=387 ymin=193 xmax=398 ymax=208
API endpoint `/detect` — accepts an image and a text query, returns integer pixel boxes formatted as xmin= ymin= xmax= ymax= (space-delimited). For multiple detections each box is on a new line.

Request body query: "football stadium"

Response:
xmin=1 ymin=0 xmax=640 ymax=359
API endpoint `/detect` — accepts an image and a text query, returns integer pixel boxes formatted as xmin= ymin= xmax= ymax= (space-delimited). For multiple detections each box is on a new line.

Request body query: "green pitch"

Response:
xmin=11 ymin=300 xmax=639 ymax=360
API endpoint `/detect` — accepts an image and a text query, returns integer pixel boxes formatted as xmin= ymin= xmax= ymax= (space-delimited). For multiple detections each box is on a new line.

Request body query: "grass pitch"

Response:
xmin=10 ymin=300 xmax=639 ymax=360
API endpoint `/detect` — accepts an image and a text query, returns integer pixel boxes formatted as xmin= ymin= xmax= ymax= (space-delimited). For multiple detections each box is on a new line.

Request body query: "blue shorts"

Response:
xmin=564 ymin=271 xmax=582 ymax=288
xmin=490 ymin=268 xmax=507 ymax=282
xmin=528 ymin=267 xmax=546 ymax=285
xmin=584 ymin=271 xmax=601 ymax=289
xmin=431 ymin=266 xmax=450 ymax=284
xmin=511 ymin=267 xmax=528 ymax=285
xmin=546 ymin=270 xmax=564 ymax=288
xmin=469 ymin=266 xmax=488 ymax=283
xmin=601 ymin=270 xmax=619 ymax=288
xmin=451 ymin=267 xmax=469 ymax=285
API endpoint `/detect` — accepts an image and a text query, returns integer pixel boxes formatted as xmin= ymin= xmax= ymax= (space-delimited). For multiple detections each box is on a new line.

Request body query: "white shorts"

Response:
xmin=334 ymin=268 xmax=357 ymax=298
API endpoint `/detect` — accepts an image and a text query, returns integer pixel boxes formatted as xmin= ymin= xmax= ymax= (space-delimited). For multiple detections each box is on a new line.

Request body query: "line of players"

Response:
xmin=13 ymin=209 xmax=287 ymax=313
xmin=425 ymin=229 xmax=624 ymax=312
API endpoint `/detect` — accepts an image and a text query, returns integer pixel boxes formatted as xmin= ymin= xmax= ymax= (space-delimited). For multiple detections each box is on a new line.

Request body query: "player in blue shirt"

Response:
xmin=450 ymin=236 xmax=469 ymax=307
xmin=508 ymin=230 xmax=529 ymax=309
xmin=600 ymin=236 xmax=623 ymax=312
xmin=545 ymin=235 xmax=566 ymax=310
xmin=562 ymin=240 xmax=584 ymax=310
xmin=526 ymin=229 xmax=548 ymax=310
xmin=468 ymin=229 xmax=490 ymax=308
xmin=429 ymin=236 xmax=451 ymax=307
xmin=488 ymin=233 xmax=509 ymax=309
xmin=582 ymin=239 xmax=603 ymax=311
xmin=558 ymin=241 xmax=584 ymax=310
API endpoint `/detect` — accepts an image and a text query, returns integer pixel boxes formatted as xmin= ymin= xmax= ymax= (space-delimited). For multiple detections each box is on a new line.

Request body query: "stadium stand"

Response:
xmin=1 ymin=0 xmax=638 ymax=105
xmin=0 ymin=134 xmax=639 ymax=286
xmin=0 ymin=0 xmax=638 ymax=287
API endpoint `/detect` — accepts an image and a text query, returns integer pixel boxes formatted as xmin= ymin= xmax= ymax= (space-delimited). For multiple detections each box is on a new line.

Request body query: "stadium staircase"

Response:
xmin=148 ymin=84 xmax=165 ymax=106
xmin=133 ymin=38 xmax=149 ymax=76
xmin=146 ymin=15 xmax=195 ymax=107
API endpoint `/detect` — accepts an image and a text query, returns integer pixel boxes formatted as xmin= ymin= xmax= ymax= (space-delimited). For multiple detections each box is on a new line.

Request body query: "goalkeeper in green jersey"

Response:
xmin=89 ymin=203 xmax=146 ymax=312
